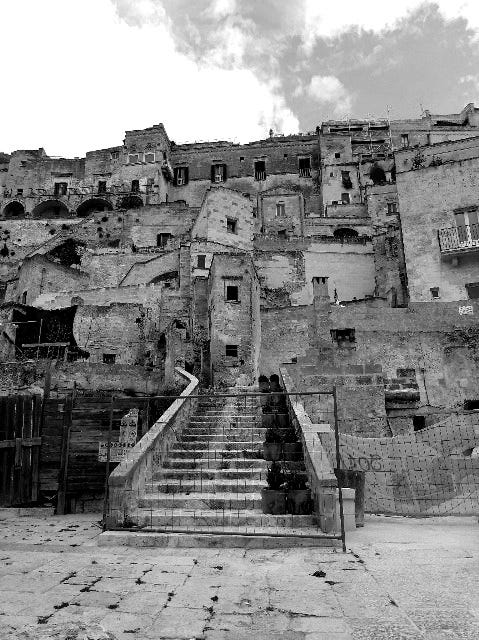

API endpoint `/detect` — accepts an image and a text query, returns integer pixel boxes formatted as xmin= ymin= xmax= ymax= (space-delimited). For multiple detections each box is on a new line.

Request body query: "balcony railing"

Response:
xmin=438 ymin=224 xmax=479 ymax=255
xmin=255 ymin=171 xmax=267 ymax=181
xmin=299 ymin=168 xmax=311 ymax=178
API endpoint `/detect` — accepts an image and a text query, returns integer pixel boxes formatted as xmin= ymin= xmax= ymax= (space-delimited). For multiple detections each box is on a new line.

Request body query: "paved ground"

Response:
xmin=0 ymin=510 xmax=478 ymax=640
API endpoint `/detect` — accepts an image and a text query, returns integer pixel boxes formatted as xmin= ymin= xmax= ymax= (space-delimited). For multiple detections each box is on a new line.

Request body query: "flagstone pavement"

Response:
xmin=0 ymin=509 xmax=478 ymax=640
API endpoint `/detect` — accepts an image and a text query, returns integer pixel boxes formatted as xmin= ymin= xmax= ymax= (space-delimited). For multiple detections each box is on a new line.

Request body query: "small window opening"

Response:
xmin=226 ymin=285 xmax=239 ymax=302
xmin=54 ymin=182 xmax=68 ymax=196
xmin=401 ymin=133 xmax=409 ymax=148
xmin=144 ymin=152 xmax=155 ymax=163
xmin=341 ymin=171 xmax=352 ymax=189
xmin=464 ymin=399 xmax=479 ymax=410
xmin=278 ymin=230 xmax=287 ymax=239
xmin=211 ymin=164 xmax=226 ymax=183
xmin=276 ymin=201 xmax=285 ymax=217
xmin=284 ymin=153 xmax=288 ymax=159
xmin=334 ymin=152 xmax=341 ymax=159
xmin=240 ymin=156 xmax=245 ymax=162
xmin=298 ymin=157 xmax=311 ymax=177
xmin=413 ymin=415 xmax=426 ymax=431
xmin=330 ymin=171 xmax=334 ymax=177
xmin=103 ymin=353 xmax=116 ymax=364
xmin=98 ymin=181 xmax=107 ymax=194
xmin=254 ymin=160 xmax=266 ymax=181
xmin=387 ymin=202 xmax=398 ymax=215
xmin=465 ymin=282 xmax=479 ymax=299
xmin=131 ymin=180 xmax=140 ymax=193
xmin=226 ymin=218 xmax=237 ymax=234
xmin=225 ymin=344 xmax=238 ymax=357
xmin=21 ymin=291 xmax=27 ymax=304
xmin=174 ymin=166 xmax=189 ymax=186
xmin=341 ymin=192 xmax=351 ymax=204
xmin=128 ymin=153 xmax=140 ymax=163
xmin=331 ymin=328 xmax=355 ymax=345
xmin=16 ymin=188 xmax=23 ymax=196
xmin=111 ymin=151 xmax=119 ymax=160
xmin=430 ymin=287 xmax=440 ymax=299
xmin=197 ymin=254 xmax=206 ymax=269
xmin=157 ymin=233 xmax=172 ymax=247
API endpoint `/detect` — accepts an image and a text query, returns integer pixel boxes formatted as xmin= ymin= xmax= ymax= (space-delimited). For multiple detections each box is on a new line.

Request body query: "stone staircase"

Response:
xmin=128 ymin=391 xmax=331 ymax=541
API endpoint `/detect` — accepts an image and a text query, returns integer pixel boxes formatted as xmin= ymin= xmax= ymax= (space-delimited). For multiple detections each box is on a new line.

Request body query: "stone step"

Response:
xmin=98 ymin=530 xmax=340 ymax=549
xmin=190 ymin=415 xmax=260 ymax=422
xmin=173 ymin=440 xmax=263 ymax=451
xmin=183 ymin=426 xmax=269 ymax=435
xmin=145 ymin=479 xmax=264 ymax=493
xmin=154 ymin=468 xmax=267 ymax=481
xmin=163 ymin=458 xmax=265 ymax=470
xmin=168 ymin=448 xmax=261 ymax=460
xmin=139 ymin=492 xmax=262 ymax=510
xmin=132 ymin=508 xmax=317 ymax=529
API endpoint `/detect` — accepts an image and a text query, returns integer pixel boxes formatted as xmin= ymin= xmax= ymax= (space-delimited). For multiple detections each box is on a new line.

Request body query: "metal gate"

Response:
xmin=0 ymin=395 xmax=42 ymax=506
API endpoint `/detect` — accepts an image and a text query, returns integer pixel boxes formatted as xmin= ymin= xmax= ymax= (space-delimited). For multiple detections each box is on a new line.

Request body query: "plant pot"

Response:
xmin=282 ymin=442 xmax=302 ymax=461
xmin=287 ymin=489 xmax=312 ymax=515
xmin=263 ymin=442 xmax=282 ymax=461
xmin=261 ymin=488 xmax=287 ymax=514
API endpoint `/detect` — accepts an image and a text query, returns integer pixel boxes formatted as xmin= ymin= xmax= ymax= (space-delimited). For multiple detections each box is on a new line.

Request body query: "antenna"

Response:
xmin=386 ymin=105 xmax=393 ymax=150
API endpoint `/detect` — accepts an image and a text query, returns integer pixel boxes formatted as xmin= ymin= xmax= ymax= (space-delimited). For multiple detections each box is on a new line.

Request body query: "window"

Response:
xmin=240 ymin=156 xmax=245 ymax=162
xmin=16 ymin=188 xmax=23 ymax=196
xmin=225 ymin=344 xmax=238 ymax=357
xmin=226 ymin=285 xmax=239 ymax=302
xmin=211 ymin=164 xmax=226 ymax=183
xmin=331 ymin=328 xmax=355 ymax=345
xmin=401 ymin=134 xmax=409 ymax=148
xmin=226 ymin=218 xmax=237 ymax=234
xmin=254 ymin=160 xmax=266 ymax=181
xmin=197 ymin=255 xmax=206 ymax=269
xmin=413 ymin=416 xmax=426 ymax=431
xmin=466 ymin=282 xmax=479 ymax=299
xmin=131 ymin=180 xmax=140 ymax=193
xmin=103 ymin=353 xmax=116 ymax=364
xmin=54 ymin=182 xmax=68 ymax=196
xmin=146 ymin=177 xmax=154 ymax=192
xmin=128 ymin=153 xmax=140 ymax=163
xmin=330 ymin=172 xmax=334 ymax=177
xmin=276 ymin=201 xmax=285 ymax=217
xmin=157 ymin=233 xmax=172 ymax=247
xmin=341 ymin=171 xmax=352 ymax=189
xmin=341 ymin=193 xmax=351 ymax=205
xmin=111 ymin=151 xmax=119 ymax=160
xmin=144 ymin=152 xmax=155 ymax=163
xmin=298 ymin=157 xmax=311 ymax=177
xmin=278 ymin=229 xmax=287 ymax=239
xmin=284 ymin=153 xmax=288 ymax=159
xmin=98 ymin=181 xmax=107 ymax=194
xmin=455 ymin=210 xmax=479 ymax=243
xmin=174 ymin=166 xmax=189 ymax=186
xmin=334 ymin=152 xmax=341 ymax=159
xmin=387 ymin=202 xmax=398 ymax=215
xmin=21 ymin=291 xmax=27 ymax=304
xmin=430 ymin=287 xmax=440 ymax=299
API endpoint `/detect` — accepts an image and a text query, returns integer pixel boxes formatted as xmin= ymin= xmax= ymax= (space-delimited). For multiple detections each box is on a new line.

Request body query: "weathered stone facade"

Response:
xmin=2 ymin=104 xmax=479 ymax=436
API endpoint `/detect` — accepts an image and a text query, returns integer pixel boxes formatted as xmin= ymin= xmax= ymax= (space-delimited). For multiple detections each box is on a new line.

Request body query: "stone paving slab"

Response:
xmin=0 ymin=510 xmax=478 ymax=639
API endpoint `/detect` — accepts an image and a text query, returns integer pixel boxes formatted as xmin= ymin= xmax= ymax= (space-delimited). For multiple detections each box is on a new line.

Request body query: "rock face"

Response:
xmin=17 ymin=622 xmax=116 ymax=640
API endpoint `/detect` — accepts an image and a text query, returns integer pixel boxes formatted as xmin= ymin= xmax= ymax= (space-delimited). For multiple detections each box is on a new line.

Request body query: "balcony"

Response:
xmin=299 ymin=167 xmax=311 ymax=178
xmin=438 ymin=225 xmax=479 ymax=259
xmin=255 ymin=171 xmax=266 ymax=181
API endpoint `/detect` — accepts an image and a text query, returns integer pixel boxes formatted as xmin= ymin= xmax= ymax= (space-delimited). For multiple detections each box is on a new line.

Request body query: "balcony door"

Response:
xmin=455 ymin=211 xmax=479 ymax=246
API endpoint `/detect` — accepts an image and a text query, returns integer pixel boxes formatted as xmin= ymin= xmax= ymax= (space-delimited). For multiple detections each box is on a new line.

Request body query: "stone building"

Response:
xmin=1 ymin=103 xmax=479 ymax=435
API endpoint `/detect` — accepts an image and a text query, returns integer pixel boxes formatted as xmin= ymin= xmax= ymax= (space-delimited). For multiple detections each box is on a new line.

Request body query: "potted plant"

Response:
xmin=261 ymin=461 xmax=287 ymax=514
xmin=263 ymin=426 xmax=283 ymax=461
xmin=282 ymin=427 xmax=302 ymax=461
xmin=285 ymin=470 xmax=311 ymax=515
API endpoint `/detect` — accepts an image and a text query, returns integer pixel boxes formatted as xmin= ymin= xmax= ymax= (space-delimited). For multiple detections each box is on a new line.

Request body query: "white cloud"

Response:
xmin=305 ymin=76 xmax=353 ymax=116
xmin=0 ymin=0 xmax=298 ymax=156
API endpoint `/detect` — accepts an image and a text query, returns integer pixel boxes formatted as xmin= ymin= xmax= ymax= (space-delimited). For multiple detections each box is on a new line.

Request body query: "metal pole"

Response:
xmin=102 ymin=395 xmax=115 ymax=531
xmin=332 ymin=386 xmax=347 ymax=553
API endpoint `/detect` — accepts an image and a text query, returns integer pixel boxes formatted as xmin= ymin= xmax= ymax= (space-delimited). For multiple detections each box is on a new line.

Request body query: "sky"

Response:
xmin=1 ymin=0 xmax=479 ymax=156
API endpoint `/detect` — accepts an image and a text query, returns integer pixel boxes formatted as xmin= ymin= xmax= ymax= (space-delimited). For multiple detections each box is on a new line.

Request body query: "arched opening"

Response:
xmin=32 ymin=200 xmax=69 ymax=218
xmin=3 ymin=201 xmax=25 ymax=218
xmin=118 ymin=194 xmax=143 ymax=210
xmin=333 ymin=228 xmax=359 ymax=241
xmin=76 ymin=198 xmax=113 ymax=218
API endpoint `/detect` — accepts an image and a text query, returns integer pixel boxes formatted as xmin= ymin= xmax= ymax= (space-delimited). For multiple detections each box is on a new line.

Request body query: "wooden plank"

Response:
xmin=56 ymin=394 xmax=74 ymax=515
xmin=31 ymin=396 xmax=42 ymax=502
xmin=21 ymin=396 xmax=33 ymax=503
xmin=8 ymin=397 xmax=17 ymax=505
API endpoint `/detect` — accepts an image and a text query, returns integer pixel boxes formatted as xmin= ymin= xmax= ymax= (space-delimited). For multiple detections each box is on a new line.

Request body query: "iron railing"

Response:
xmin=438 ymin=224 xmax=479 ymax=252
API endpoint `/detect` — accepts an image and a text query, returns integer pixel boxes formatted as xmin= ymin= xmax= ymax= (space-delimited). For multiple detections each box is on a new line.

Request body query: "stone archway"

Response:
xmin=117 ymin=194 xmax=143 ymax=210
xmin=2 ymin=201 xmax=25 ymax=218
xmin=32 ymin=199 xmax=69 ymax=218
xmin=333 ymin=228 xmax=359 ymax=241
xmin=76 ymin=198 xmax=113 ymax=218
